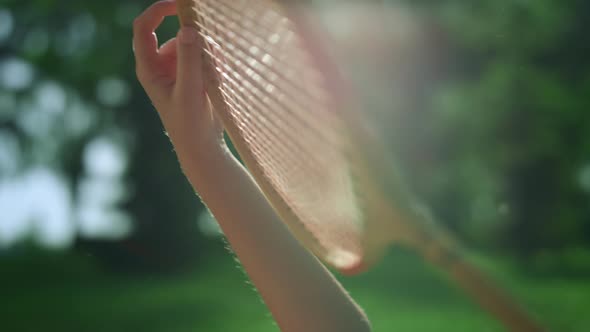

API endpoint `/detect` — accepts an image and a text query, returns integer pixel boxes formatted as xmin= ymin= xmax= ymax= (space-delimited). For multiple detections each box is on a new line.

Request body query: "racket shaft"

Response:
xmin=419 ymin=238 xmax=545 ymax=332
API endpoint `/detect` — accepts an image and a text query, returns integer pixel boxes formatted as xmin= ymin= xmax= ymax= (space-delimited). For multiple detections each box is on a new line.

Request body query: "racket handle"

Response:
xmin=177 ymin=0 xmax=199 ymax=27
xmin=420 ymin=240 xmax=545 ymax=332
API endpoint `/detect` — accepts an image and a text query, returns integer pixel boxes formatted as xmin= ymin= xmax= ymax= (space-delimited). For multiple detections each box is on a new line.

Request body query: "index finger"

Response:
xmin=133 ymin=0 xmax=178 ymax=69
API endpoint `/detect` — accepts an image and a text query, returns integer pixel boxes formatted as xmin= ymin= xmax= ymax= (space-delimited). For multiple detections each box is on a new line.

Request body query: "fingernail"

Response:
xmin=180 ymin=27 xmax=198 ymax=45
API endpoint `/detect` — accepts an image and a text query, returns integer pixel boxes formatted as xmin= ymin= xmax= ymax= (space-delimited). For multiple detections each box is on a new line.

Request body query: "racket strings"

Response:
xmin=215 ymin=71 xmax=336 ymax=178
xmin=199 ymin=0 xmax=345 ymax=155
xmin=198 ymin=0 xmax=347 ymax=177
xmin=218 ymin=86 xmax=325 ymax=189
xmin=198 ymin=3 xmax=339 ymax=142
xmin=200 ymin=8 xmax=328 ymax=116
xmin=197 ymin=21 xmax=345 ymax=178
xmin=203 ymin=34 xmax=350 ymax=211
xmin=200 ymin=38 xmax=342 ymax=150
xmin=206 ymin=0 xmax=317 ymax=83
xmin=194 ymin=0 xmax=365 ymax=261
xmin=215 ymin=52 xmax=357 ymax=227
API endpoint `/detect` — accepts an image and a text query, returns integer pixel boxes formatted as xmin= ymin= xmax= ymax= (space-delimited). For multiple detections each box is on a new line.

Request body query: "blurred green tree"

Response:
xmin=401 ymin=0 xmax=590 ymax=260
xmin=0 ymin=0 xmax=588 ymax=273
xmin=0 ymin=0 xmax=213 ymax=272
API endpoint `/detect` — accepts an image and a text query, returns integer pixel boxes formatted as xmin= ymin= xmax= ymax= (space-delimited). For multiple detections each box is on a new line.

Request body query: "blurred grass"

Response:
xmin=2 ymin=248 xmax=589 ymax=332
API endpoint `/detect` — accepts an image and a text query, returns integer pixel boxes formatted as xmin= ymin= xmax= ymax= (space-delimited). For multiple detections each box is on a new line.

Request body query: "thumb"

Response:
xmin=175 ymin=26 xmax=204 ymax=100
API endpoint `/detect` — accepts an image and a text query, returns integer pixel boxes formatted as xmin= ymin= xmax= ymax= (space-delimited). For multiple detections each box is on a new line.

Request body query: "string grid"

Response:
xmin=194 ymin=0 xmax=365 ymax=268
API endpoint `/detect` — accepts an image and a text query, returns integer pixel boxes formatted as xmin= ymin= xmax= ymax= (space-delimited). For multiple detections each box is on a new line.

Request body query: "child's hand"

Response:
xmin=132 ymin=3 xmax=372 ymax=331
xmin=133 ymin=0 xmax=224 ymax=159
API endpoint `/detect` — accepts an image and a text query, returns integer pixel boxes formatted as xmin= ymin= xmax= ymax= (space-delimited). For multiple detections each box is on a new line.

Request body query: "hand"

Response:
xmin=133 ymin=0 xmax=224 ymax=159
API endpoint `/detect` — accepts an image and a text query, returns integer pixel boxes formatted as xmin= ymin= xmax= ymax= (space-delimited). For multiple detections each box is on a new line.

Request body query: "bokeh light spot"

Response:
xmin=96 ymin=77 xmax=130 ymax=107
xmin=0 ymin=57 xmax=35 ymax=91
xmin=0 ymin=9 xmax=14 ymax=44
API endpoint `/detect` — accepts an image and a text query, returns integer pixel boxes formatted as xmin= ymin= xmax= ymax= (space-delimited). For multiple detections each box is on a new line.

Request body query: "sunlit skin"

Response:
xmin=132 ymin=1 xmax=371 ymax=331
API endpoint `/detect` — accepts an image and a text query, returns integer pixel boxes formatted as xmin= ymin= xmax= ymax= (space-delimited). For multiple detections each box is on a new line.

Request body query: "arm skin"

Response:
xmin=132 ymin=1 xmax=371 ymax=332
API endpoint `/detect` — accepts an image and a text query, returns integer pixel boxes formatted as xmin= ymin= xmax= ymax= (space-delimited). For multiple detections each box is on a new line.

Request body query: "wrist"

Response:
xmin=172 ymin=131 xmax=225 ymax=161
xmin=173 ymin=134 xmax=233 ymax=179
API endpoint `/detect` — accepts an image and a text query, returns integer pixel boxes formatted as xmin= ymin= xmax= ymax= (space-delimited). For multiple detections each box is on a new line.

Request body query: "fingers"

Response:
xmin=175 ymin=26 xmax=204 ymax=100
xmin=159 ymin=37 xmax=177 ymax=58
xmin=133 ymin=0 xmax=177 ymax=72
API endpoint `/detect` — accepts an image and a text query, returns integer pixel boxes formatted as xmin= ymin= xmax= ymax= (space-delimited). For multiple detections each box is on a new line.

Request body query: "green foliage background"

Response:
xmin=0 ymin=0 xmax=589 ymax=331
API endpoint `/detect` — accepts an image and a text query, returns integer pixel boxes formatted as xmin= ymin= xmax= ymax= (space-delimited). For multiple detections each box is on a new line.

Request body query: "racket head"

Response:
xmin=177 ymin=0 xmax=412 ymax=274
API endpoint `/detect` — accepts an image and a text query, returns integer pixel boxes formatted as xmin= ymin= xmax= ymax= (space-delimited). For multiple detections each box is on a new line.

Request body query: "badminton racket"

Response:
xmin=177 ymin=1 xmax=544 ymax=331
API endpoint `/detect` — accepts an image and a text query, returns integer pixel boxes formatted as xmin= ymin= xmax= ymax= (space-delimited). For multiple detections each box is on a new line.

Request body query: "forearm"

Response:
xmin=179 ymin=144 xmax=370 ymax=332
xmin=132 ymin=2 xmax=368 ymax=330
